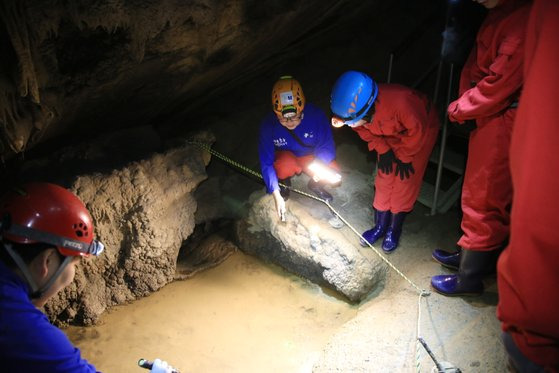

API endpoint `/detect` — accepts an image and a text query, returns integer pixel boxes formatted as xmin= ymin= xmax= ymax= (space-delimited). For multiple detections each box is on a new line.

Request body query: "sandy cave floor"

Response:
xmin=311 ymin=202 xmax=507 ymax=373
xmin=65 ymin=208 xmax=507 ymax=373
xmin=66 ymin=148 xmax=508 ymax=373
xmin=266 ymin=160 xmax=508 ymax=373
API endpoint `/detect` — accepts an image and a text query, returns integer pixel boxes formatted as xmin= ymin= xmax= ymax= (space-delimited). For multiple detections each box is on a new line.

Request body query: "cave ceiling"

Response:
xmin=0 ymin=0 xmax=482 ymax=170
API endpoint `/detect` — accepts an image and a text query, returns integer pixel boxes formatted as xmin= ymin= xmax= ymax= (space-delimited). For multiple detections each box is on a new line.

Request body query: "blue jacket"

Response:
xmin=258 ymin=103 xmax=336 ymax=193
xmin=0 ymin=260 xmax=98 ymax=372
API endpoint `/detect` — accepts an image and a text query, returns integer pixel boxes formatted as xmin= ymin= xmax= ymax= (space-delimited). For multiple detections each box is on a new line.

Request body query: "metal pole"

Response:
xmin=387 ymin=53 xmax=394 ymax=83
xmin=431 ymin=63 xmax=454 ymax=215
xmin=432 ymin=60 xmax=444 ymax=105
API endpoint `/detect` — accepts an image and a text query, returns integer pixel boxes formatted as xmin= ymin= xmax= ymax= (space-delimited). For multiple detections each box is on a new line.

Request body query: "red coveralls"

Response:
xmin=497 ymin=0 xmax=559 ymax=369
xmin=353 ymin=84 xmax=439 ymax=213
xmin=447 ymin=0 xmax=530 ymax=251
xmin=274 ymin=153 xmax=339 ymax=180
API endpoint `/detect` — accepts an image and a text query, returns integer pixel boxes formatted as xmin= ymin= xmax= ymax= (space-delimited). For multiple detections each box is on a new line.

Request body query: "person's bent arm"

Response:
xmin=448 ymin=32 xmax=526 ymax=123
xmin=272 ymin=189 xmax=286 ymax=221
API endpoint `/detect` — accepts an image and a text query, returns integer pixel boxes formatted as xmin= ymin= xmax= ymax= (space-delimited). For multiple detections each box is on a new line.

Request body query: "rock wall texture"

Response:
xmin=236 ymin=190 xmax=387 ymax=303
xmin=43 ymin=132 xmax=212 ymax=325
xmin=0 ymin=0 xmax=384 ymax=158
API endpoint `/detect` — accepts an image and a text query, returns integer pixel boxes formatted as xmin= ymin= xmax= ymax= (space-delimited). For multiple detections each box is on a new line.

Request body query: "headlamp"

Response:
xmin=308 ymin=160 xmax=342 ymax=184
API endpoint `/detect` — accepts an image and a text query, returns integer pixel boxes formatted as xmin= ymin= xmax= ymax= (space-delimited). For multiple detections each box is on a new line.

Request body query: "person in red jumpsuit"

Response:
xmin=431 ymin=0 xmax=531 ymax=296
xmin=330 ymin=71 xmax=439 ymax=252
xmin=496 ymin=0 xmax=559 ymax=371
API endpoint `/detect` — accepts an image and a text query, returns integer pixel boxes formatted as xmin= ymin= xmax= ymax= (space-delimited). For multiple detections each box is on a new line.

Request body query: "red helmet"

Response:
xmin=0 ymin=183 xmax=104 ymax=257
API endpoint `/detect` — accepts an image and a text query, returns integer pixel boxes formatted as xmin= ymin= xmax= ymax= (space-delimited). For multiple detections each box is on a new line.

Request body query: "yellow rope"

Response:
xmin=187 ymin=140 xmax=434 ymax=372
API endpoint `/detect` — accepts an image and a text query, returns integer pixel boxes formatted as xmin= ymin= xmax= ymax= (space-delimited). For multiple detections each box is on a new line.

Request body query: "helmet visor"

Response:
xmin=2 ymin=222 xmax=105 ymax=257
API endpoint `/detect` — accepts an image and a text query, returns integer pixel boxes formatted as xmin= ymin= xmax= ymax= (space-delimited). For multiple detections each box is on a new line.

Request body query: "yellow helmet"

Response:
xmin=271 ymin=76 xmax=305 ymax=118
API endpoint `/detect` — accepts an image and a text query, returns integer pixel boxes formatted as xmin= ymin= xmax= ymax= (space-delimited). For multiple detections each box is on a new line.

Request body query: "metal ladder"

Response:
xmin=419 ymin=62 xmax=465 ymax=215
xmin=386 ymin=54 xmax=466 ymax=215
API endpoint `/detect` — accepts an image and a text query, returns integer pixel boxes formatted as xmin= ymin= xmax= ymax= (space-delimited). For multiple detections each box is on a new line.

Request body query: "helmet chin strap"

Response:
xmin=3 ymin=242 xmax=73 ymax=299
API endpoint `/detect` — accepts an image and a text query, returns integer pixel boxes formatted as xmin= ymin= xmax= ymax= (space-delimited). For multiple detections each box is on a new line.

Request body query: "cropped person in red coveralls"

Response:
xmin=330 ymin=71 xmax=439 ymax=253
xmin=430 ymin=0 xmax=531 ymax=296
xmin=496 ymin=0 xmax=559 ymax=371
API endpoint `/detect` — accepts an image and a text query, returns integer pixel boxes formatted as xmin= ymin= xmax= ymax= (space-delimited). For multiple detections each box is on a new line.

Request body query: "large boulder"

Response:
xmin=235 ymin=180 xmax=387 ymax=302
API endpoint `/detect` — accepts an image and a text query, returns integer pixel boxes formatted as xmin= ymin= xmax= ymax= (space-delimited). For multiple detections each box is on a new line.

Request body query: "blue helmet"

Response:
xmin=330 ymin=71 xmax=378 ymax=126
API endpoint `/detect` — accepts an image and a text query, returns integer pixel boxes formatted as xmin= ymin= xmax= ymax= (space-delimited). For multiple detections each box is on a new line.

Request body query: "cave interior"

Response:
xmin=0 ymin=0 xmax=503 ymax=371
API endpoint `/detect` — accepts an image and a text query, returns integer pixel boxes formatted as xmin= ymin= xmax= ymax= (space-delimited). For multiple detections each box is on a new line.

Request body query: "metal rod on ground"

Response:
xmin=418 ymin=338 xmax=443 ymax=372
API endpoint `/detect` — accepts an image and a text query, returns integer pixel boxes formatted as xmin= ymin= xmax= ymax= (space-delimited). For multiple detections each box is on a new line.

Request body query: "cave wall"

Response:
xmin=0 ymin=0 xmax=415 ymax=158
xmin=41 ymin=130 xmax=213 ymax=325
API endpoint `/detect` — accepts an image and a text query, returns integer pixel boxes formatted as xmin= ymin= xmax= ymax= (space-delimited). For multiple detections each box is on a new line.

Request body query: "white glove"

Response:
xmin=272 ymin=190 xmax=286 ymax=221
xmin=150 ymin=358 xmax=175 ymax=373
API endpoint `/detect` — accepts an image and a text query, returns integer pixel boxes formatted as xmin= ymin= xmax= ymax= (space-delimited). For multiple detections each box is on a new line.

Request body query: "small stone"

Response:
xmin=328 ymin=215 xmax=344 ymax=229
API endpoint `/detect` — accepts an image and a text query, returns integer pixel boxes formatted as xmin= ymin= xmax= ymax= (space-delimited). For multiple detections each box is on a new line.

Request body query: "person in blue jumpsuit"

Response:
xmin=0 ymin=182 xmax=175 ymax=373
xmin=258 ymin=76 xmax=339 ymax=220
